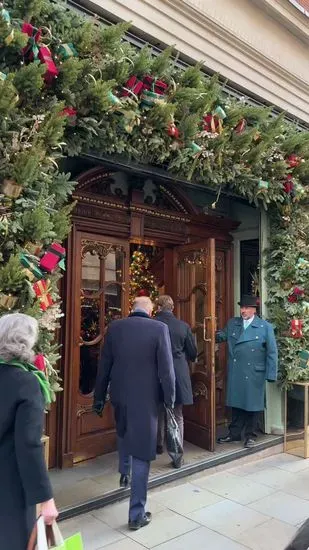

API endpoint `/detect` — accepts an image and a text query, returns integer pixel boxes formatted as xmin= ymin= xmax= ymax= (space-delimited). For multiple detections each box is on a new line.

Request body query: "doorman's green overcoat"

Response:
xmin=216 ymin=315 xmax=278 ymax=411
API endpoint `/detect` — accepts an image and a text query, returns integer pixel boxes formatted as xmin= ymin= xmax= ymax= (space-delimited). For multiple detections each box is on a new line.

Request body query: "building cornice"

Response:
xmin=251 ymin=0 xmax=309 ymax=43
xmin=78 ymin=0 xmax=309 ymax=123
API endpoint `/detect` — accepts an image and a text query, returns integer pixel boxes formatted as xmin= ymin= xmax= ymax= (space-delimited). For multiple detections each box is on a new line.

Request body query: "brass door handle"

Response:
xmin=203 ymin=316 xmax=217 ymax=342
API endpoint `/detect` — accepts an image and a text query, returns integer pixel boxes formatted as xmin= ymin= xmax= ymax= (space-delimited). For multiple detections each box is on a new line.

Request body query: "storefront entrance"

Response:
xmin=52 ymin=165 xmax=237 ymax=468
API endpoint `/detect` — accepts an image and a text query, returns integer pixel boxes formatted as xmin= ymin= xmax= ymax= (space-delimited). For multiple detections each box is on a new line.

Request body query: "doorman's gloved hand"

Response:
xmin=93 ymin=400 xmax=104 ymax=417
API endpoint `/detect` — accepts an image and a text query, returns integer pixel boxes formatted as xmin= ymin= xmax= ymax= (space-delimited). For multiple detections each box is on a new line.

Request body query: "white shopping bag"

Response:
xmin=29 ymin=516 xmax=65 ymax=550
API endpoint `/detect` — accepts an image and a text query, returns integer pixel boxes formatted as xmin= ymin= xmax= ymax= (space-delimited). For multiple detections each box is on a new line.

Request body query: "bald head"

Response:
xmin=132 ymin=297 xmax=154 ymax=316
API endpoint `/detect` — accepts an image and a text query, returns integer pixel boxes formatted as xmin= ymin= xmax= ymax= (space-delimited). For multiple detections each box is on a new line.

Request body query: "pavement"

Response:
xmin=59 ymin=452 xmax=309 ymax=550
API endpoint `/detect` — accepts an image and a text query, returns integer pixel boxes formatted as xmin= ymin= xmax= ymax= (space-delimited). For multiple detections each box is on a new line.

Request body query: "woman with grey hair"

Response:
xmin=0 ymin=313 xmax=58 ymax=549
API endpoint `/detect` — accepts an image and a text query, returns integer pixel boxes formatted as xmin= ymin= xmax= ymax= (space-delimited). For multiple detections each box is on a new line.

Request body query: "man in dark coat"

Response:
xmin=94 ymin=296 xmax=175 ymax=531
xmin=216 ymin=295 xmax=278 ymax=448
xmin=155 ymin=295 xmax=197 ymax=463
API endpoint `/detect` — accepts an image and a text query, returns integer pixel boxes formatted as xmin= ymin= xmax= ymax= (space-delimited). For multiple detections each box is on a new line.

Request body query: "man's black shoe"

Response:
xmin=244 ymin=438 xmax=256 ymax=448
xmin=119 ymin=474 xmax=130 ymax=489
xmin=217 ymin=435 xmax=241 ymax=444
xmin=129 ymin=512 xmax=152 ymax=531
xmin=172 ymin=457 xmax=184 ymax=469
xmin=156 ymin=445 xmax=164 ymax=455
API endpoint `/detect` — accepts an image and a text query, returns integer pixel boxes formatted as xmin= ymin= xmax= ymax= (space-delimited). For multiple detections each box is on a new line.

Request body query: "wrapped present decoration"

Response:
xmin=167 ymin=122 xmax=180 ymax=139
xmin=38 ymin=45 xmax=59 ymax=84
xmin=39 ymin=242 xmax=66 ymax=273
xmin=299 ymin=350 xmax=309 ymax=369
xmin=34 ymin=354 xmax=46 ymax=373
xmin=1 ymin=179 xmax=22 ymax=199
xmin=20 ymin=253 xmax=43 ymax=279
xmin=143 ymin=75 xmax=168 ymax=95
xmin=288 ymin=286 xmax=305 ymax=303
xmin=22 ymin=23 xmax=41 ymax=60
xmin=290 ymin=319 xmax=303 ymax=339
xmin=22 ymin=268 xmax=35 ymax=282
xmin=0 ymin=7 xmax=10 ymax=23
xmin=33 ymin=279 xmax=53 ymax=311
xmin=189 ymin=142 xmax=202 ymax=154
xmin=234 ymin=118 xmax=247 ymax=134
xmin=24 ymin=241 xmax=43 ymax=256
xmin=56 ymin=42 xmax=78 ymax=60
xmin=297 ymin=257 xmax=309 ymax=270
xmin=286 ymin=154 xmax=301 ymax=168
xmin=107 ymin=90 xmax=121 ymax=106
xmin=283 ymin=175 xmax=294 ymax=195
xmin=0 ymin=293 xmax=17 ymax=310
xmin=4 ymin=29 xmax=14 ymax=45
xmin=203 ymin=114 xmax=222 ymax=134
xmin=257 ymin=179 xmax=269 ymax=192
xmin=214 ymin=105 xmax=226 ymax=119
xmin=121 ymin=75 xmax=144 ymax=98
xmin=140 ymin=89 xmax=165 ymax=108
xmin=61 ymin=106 xmax=77 ymax=126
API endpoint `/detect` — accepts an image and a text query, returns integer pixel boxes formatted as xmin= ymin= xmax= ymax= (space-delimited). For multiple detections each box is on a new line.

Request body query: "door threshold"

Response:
xmin=58 ymin=435 xmax=283 ymax=521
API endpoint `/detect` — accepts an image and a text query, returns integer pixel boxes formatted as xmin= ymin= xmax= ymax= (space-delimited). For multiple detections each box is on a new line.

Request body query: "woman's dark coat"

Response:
xmin=155 ymin=311 xmax=197 ymax=405
xmin=94 ymin=312 xmax=175 ymax=461
xmin=0 ymin=364 xmax=53 ymax=550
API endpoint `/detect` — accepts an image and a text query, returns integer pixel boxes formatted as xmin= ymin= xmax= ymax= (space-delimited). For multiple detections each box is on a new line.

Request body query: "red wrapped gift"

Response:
xmin=288 ymin=287 xmax=305 ymax=303
xmin=38 ymin=45 xmax=59 ymax=84
xmin=286 ymin=154 xmax=301 ymax=169
xmin=290 ymin=319 xmax=303 ymax=338
xmin=34 ymin=354 xmax=46 ymax=372
xmin=203 ymin=114 xmax=222 ymax=134
xmin=21 ymin=23 xmax=42 ymax=59
xmin=61 ymin=107 xmax=77 ymax=126
xmin=234 ymin=118 xmax=247 ymax=134
xmin=283 ymin=175 xmax=294 ymax=194
xmin=167 ymin=122 xmax=180 ymax=139
xmin=33 ymin=279 xmax=53 ymax=311
xmin=39 ymin=242 xmax=66 ymax=273
xmin=121 ymin=75 xmax=144 ymax=97
xmin=143 ymin=75 xmax=168 ymax=95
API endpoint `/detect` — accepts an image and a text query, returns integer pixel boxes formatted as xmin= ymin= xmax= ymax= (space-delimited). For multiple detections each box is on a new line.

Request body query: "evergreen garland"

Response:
xmin=0 ymin=0 xmax=308 ymax=389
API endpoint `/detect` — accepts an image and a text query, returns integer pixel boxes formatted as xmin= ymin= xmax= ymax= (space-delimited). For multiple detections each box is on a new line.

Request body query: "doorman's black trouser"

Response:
xmin=229 ymin=407 xmax=260 ymax=440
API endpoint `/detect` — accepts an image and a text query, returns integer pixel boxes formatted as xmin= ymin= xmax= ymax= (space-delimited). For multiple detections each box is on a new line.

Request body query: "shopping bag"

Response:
xmin=165 ymin=406 xmax=183 ymax=468
xmin=28 ymin=516 xmax=83 ymax=550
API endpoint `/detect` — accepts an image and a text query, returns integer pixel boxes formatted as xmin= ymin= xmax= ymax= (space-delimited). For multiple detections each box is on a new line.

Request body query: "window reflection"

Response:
xmin=79 ymin=245 xmax=124 ymax=396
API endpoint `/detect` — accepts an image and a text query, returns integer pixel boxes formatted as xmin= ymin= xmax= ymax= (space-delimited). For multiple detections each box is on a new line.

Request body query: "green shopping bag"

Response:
xmin=58 ymin=532 xmax=83 ymax=550
xmin=28 ymin=517 xmax=83 ymax=550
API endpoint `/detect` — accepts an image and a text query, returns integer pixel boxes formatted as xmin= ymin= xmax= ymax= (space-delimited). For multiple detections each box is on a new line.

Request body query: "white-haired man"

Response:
xmin=94 ymin=297 xmax=175 ymax=531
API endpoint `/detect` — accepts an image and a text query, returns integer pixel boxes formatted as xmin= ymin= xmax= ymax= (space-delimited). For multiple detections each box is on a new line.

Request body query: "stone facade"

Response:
xmin=86 ymin=0 xmax=309 ymax=123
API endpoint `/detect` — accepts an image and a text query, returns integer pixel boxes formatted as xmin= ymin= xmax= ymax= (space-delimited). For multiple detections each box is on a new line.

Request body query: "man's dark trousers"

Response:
xmin=229 ymin=407 xmax=259 ymax=440
xmin=118 ymin=437 xmax=150 ymax=522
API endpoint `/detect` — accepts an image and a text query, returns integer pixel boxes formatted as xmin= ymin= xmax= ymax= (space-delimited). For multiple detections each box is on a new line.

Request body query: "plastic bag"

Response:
xmin=165 ymin=406 xmax=183 ymax=468
xmin=28 ymin=516 xmax=83 ymax=550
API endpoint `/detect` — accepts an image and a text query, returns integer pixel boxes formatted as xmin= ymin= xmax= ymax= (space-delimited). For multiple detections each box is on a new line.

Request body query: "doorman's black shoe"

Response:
xmin=244 ymin=438 xmax=256 ymax=448
xmin=119 ymin=474 xmax=130 ymax=489
xmin=156 ymin=445 xmax=164 ymax=455
xmin=217 ymin=435 xmax=241 ymax=444
xmin=129 ymin=512 xmax=152 ymax=531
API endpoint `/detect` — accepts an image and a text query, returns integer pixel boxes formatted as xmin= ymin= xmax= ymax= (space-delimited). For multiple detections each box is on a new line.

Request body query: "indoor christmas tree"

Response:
xmin=129 ymin=251 xmax=159 ymax=307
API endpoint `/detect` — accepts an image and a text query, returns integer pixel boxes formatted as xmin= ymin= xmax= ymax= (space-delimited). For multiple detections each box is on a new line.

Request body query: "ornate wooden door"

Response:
xmin=175 ymin=239 xmax=216 ymax=451
xmin=71 ymin=232 xmax=129 ymax=463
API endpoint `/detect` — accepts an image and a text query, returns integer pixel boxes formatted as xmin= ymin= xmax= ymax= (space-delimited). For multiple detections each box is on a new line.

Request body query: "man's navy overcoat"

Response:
xmin=216 ymin=315 xmax=278 ymax=411
xmin=94 ymin=312 xmax=175 ymax=461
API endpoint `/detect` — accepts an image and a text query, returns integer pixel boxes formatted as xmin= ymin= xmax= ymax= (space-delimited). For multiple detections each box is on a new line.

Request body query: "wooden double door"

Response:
xmin=67 ymin=231 xmax=221 ymax=464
